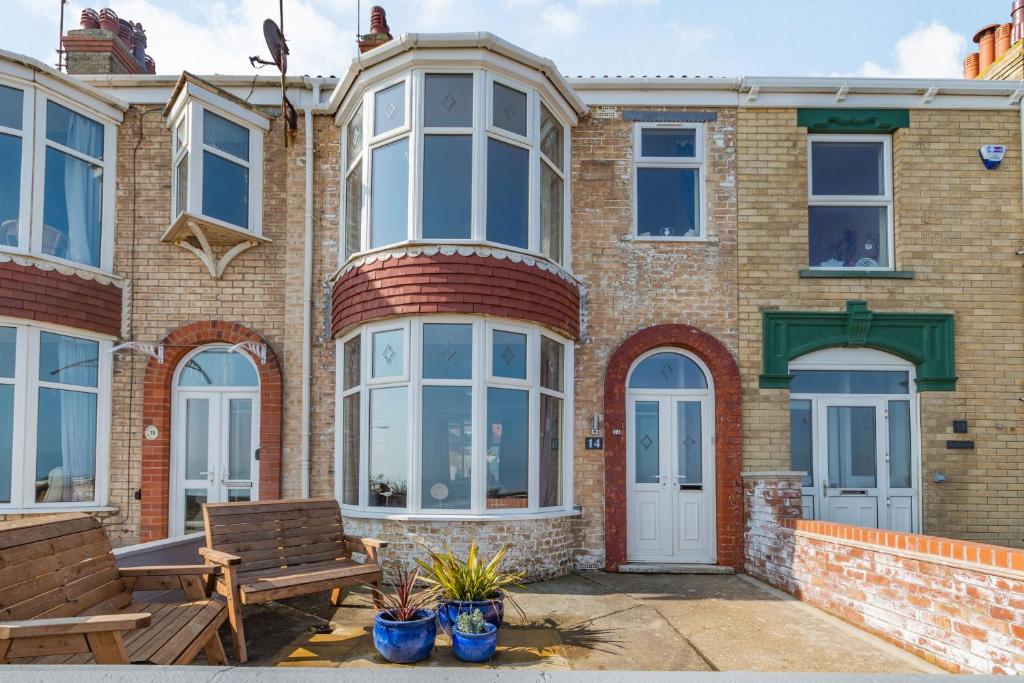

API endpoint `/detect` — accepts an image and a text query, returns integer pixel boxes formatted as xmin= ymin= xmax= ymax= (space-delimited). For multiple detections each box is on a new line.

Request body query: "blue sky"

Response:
xmin=3 ymin=0 xmax=1011 ymax=79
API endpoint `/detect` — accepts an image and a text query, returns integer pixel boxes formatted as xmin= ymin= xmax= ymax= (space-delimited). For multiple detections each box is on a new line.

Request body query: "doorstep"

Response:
xmin=617 ymin=563 xmax=735 ymax=575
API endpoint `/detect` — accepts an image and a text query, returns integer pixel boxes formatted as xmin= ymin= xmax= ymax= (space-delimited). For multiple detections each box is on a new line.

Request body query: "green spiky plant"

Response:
xmin=415 ymin=541 xmax=526 ymax=619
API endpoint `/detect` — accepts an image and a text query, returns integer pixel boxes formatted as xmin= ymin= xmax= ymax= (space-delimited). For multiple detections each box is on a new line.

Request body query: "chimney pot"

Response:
xmin=144 ymin=55 xmax=155 ymax=74
xmin=1013 ymin=0 xmax=1024 ymax=44
xmin=97 ymin=7 xmax=118 ymax=32
xmin=964 ymin=52 xmax=980 ymax=79
xmin=974 ymin=23 xmax=999 ymax=72
xmin=996 ymin=23 xmax=1012 ymax=59
xmin=358 ymin=5 xmax=393 ymax=53
xmin=369 ymin=6 xmax=389 ymax=35
xmin=80 ymin=8 xmax=100 ymax=29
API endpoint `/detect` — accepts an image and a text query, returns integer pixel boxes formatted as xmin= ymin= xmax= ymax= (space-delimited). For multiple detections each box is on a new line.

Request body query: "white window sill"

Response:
xmin=340 ymin=507 xmax=581 ymax=522
xmin=0 ymin=505 xmax=118 ymax=515
xmin=624 ymin=234 xmax=718 ymax=244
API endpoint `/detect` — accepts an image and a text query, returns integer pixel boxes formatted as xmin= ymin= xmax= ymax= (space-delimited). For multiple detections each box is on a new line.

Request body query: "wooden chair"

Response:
xmin=200 ymin=497 xmax=386 ymax=663
xmin=0 ymin=513 xmax=229 ymax=666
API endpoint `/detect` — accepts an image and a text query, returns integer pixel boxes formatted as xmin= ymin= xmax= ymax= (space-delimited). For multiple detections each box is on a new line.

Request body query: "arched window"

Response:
xmin=177 ymin=347 xmax=258 ymax=387
xmin=628 ymin=352 xmax=708 ymax=390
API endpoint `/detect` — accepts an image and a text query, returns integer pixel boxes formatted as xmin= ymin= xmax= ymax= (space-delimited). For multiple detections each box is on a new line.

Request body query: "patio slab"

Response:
xmin=239 ymin=572 xmax=939 ymax=674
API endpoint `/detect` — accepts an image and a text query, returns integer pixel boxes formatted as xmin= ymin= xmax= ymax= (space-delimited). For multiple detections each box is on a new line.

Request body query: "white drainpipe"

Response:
xmin=300 ymin=80 xmax=323 ymax=499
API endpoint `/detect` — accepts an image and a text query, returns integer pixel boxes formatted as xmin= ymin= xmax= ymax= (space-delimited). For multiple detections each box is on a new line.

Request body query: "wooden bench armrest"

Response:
xmin=343 ymin=534 xmax=388 ymax=560
xmin=120 ymin=564 xmax=222 ymax=577
xmin=200 ymin=547 xmax=243 ymax=566
xmin=0 ymin=613 xmax=151 ymax=640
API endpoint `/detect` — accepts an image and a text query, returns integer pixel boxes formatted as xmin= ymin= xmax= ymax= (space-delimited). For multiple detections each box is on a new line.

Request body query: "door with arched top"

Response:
xmin=169 ymin=346 xmax=261 ymax=536
xmin=626 ymin=349 xmax=716 ymax=564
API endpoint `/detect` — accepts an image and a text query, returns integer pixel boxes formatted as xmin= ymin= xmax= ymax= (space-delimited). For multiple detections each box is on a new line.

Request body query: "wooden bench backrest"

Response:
xmin=0 ymin=513 xmax=132 ymax=622
xmin=203 ymin=498 xmax=348 ymax=576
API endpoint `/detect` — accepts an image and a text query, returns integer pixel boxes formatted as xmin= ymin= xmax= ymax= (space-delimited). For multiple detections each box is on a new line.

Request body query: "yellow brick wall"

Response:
xmin=737 ymin=107 xmax=1024 ymax=547
xmin=571 ymin=107 xmax=739 ymax=565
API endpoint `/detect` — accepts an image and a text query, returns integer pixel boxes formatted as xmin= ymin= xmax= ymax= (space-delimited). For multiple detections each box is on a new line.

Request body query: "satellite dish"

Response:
xmin=262 ymin=19 xmax=288 ymax=73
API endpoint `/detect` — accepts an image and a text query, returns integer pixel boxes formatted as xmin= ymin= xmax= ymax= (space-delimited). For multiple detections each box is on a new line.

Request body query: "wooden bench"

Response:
xmin=0 ymin=513 xmax=229 ymax=666
xmin=201 ymin=497 xmax=386 ymax=663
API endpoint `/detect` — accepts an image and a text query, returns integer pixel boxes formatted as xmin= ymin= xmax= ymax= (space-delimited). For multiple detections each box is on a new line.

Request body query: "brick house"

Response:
xmin=1 ymin=6 xmax=1023 ymax=579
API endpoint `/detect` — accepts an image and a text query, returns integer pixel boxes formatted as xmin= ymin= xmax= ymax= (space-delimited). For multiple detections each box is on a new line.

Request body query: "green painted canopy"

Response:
xmin=760 ymin=301 xmax=956 ymax=391
xmin=797 ymin=108 xmax=910 ymax=134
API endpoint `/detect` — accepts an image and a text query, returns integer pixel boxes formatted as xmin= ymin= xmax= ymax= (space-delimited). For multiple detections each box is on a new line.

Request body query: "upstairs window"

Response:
xmin=167 ymin=77 xmax=268 ymax=236
xmin=634 ymin=123 xmax=705 ymax=240
xmin=0 ymin=80 xmax=117 ymax=271
xmin=808 ymin=135 xmax=893 ymax=270
xmin=342 ymin=70 xmax=570 ymax=266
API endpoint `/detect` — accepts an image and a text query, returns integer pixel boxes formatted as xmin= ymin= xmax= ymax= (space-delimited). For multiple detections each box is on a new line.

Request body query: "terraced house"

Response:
xmin=1 ymin=4 xmax=1024 ymax=583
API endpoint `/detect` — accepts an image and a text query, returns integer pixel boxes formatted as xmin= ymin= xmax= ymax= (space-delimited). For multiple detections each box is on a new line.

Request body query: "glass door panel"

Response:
xmin=634 ymin=401 xmax=660 ymax=484
xmin=180 ymin=396 xmax=215 ymax=535
xmin=823 ymin=402 xmax=880 ymax=528
xmin=675 ymin=401 xmax=702 ymax=488
xmin=223 ymin=395 xmax=257 ymax=501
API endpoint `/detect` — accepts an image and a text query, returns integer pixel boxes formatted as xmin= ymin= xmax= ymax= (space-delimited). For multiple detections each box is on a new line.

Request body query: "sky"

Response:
xmin=1 ymin=0 xmax=1012 ymax=80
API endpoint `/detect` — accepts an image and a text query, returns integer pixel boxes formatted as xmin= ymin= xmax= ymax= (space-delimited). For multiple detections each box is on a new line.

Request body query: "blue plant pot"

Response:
xmin=436 ymin=596 xmax=505 ymax=637
xmin=451 ymin=622 xmax=498 ymax=663
xmin=372 ymin=609 xmax=436 ymax=664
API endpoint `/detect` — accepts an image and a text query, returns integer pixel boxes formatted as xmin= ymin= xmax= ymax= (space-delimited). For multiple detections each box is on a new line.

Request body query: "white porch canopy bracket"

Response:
xmin=176 ymin=220 xmax=260 ymax=279
xmin=227 ymin=341 xmax=267 ymax=365
xmin=111 ymin=341 xmax=165 ymax=364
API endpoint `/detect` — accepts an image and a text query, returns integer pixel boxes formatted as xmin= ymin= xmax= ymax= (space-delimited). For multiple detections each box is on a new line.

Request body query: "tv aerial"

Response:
xmin=248 ymin=2 xmax=297 ymax=145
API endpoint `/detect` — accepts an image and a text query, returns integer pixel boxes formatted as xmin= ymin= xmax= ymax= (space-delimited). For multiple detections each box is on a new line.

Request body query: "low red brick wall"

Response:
xmin=744 ymin=474 xmax=1024 ymax=675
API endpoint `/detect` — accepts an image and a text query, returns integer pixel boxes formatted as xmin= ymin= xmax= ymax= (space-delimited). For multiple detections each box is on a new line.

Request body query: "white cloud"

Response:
xmin=541 ymin=3 xmax=581 ymax=36
xmin=670 ymin=22 xmax=716 ymax=51
xmin=850 ymin=21 xmax=967 ymax=78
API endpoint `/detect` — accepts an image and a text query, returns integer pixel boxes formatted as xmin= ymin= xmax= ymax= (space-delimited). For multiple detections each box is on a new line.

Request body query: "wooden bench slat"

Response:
xmin=151 ymin=601 xmax=225 ymax=666
xmin=204 ymin=498 xmax=338 ymax=517
xmin=128 ymin=601 xmax=208 ymax=663
xmin=215 ymin=531 xmax=345 ymax=555
xmin=207 ymin=506 xmax=340 ymax=531
xmin=227 ymin=539 xmax=347 ymax=565
xmin=0 ymin=529 xmax=108 ymax=574
xmin=0 ymin=516 xmax=99 ymax=552
xmin=210 ymin=518 xmax=342 ymax=546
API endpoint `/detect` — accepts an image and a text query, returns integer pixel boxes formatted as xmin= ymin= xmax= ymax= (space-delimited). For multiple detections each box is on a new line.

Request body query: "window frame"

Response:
xmin=340 ymin=69 xmax=571 ymax=267
xmin=806 ymin=133 xmax=894 ymax=272
xmin=335 ymin=316 xmax=575 ymax=518
xmin=0 ymin=77 xmax=34 ymax=256
xmin=342 ymin=104 xmax=366 ymax=261
xmin=0 ymin=318 xmax=112 ymax=512
xmin=168 ymin=94 xmax=265 ymax=237
xmin=632 ymin=122 xmax=707 ymax=242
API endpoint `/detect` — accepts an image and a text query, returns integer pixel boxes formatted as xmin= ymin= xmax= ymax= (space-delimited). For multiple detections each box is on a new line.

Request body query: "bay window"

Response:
xmin=341 ymin=70 xmax=570 ymax=266
xmin=336 ymin=317 xmax=573 ymax=516
xmin=0 ymin=322 xmax=111 ymax=510
xmin=807 ymin=135 xmax=893 ymax=270
xmin=0 ymin=79 xmax=117 ymax=271
xmin=167 ymin=77 xmax=267 ymax=236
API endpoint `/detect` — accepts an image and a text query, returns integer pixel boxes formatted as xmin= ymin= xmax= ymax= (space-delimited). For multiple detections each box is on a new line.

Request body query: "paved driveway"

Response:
xmin=238 ymin=572 xmax=938 ymax=674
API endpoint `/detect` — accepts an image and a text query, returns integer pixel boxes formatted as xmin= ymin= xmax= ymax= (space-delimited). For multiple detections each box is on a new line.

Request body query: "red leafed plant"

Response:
xmin=367 ymin=565 xmax=440 ymax=622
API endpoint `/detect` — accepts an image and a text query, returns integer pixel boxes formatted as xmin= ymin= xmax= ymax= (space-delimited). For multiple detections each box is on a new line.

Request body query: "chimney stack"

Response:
xmin=357 ymin=5 xmax=393 ymax=54
xmin=61 ymin=7 xmax=155 ymax=75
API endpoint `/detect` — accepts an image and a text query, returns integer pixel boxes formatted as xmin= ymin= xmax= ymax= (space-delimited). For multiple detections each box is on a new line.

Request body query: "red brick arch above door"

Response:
xmin=140 ymin=321 xmax=282 ymax=542
xmin=603 ymin=324 xmax=743 ymax=571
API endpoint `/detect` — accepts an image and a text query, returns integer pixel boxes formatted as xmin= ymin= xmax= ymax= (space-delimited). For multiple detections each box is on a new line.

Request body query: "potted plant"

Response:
xmin=368 ymin=565 xmax=439 ymax=664
xmin=416 ymin=541 xmax=525 ymax=637
xmin=451 ymin=609 xmax=498 ymax=663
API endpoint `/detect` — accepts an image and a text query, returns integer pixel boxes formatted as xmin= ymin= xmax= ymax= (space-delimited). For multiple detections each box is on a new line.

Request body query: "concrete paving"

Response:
xmin=236 ymin=572 xmax=940 ymax=674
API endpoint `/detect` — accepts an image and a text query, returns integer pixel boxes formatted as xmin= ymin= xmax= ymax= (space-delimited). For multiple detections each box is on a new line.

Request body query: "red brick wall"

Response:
xmin=331 ymin=252 xmax=580 ymax=340
xmin=745 ymin=475 xmax=1024 ymax=675
xmin=139 ymin=320 xmax=282 ymax=542
xmin=603 ymin=324 xmax=744 ymax=571
xmin=0 ymin=260 xmax=121 ymax=337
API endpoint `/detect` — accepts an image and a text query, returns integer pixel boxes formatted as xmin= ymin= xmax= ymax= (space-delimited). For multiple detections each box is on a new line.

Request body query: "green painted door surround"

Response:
xmin=760 ymin=301 xmax=956 ymax=391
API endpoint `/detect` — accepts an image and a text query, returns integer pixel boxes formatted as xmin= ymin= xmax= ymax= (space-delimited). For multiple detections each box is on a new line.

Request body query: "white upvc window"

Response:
xmin=0 ymin=320 xmax=112 ymax=511
xmin=633 ymin=122 xmax=706 ymax=240
xmin=168 ymin=84 xmax=267 ymax=236
xmin=340 ymin=69 xmax=571 ymax=266
xmin=807 ymin=134 xmax=893 ymax=271
xmin=0 ymin=76 xmax=118 ymax=272
xmin=335 ymin=316 xmax=574 ymax=517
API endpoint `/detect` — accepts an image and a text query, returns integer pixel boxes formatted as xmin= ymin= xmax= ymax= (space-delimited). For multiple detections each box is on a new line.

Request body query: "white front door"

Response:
xmin=627 ymin=394 xmax=715 ymax=563
xmin=790 ymin=351 xmax=919 ymax=533
xmin=171 ymin=390 xmax=259 ymax=535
